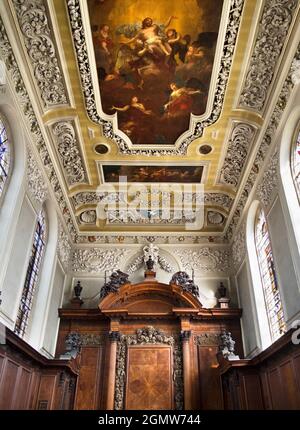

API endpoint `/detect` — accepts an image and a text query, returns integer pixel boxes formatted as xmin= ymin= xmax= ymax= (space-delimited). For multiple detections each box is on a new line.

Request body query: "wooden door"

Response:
xmin=125 ymin=345 xmax=173 ymax=410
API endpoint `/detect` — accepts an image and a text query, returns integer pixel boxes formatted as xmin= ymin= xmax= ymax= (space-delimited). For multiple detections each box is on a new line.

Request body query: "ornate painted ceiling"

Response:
xmin=0 ymin=0 xmax=299 ymax=243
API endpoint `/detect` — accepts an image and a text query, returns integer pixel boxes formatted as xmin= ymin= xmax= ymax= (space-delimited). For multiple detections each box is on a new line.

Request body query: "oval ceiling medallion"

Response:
xmin=94 ymin=144 xmax=109 ymax=154
xmin=207 ymin=211 xmax=224 ymax=225
xmin=199 ymin=144 xmax=213 ymax=155
xmin=79 ymin=210 xmax=97 ymax=224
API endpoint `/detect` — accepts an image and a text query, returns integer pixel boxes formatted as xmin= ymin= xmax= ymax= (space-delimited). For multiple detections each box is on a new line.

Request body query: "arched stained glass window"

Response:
xmin=291 ymin=124 xmax=300 ymax=201
xmin=255 ymin=209 xmax=286 ymax=342
xmin=0 ymin=114 xmax=11 ymax=198
xmin=14 ymin=210 xmax=47 ymax=337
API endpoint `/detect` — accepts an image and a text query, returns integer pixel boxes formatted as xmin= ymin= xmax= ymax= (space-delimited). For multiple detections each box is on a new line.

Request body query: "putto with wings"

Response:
xmin=88 ymin=0 xmax=223 ymax=145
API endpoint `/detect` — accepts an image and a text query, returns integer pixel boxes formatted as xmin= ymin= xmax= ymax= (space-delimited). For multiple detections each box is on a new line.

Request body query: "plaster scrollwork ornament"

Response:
xmin=226 ymin=44 xmax=300 ymax=240
xmin=238 ymin=0 xmax=298 ymax=111
xmin=174 ymin=247 xmax=230 ymax=273
xmin=0 ymin=18 xmax=78 ymax=241
xmin=12 ymin=0 xmax=68 ymax=107
xmin=27 ymin=150 xmax=48 ymax=203
xmin=52 ymin=121 xmax=88 ymax=186
xmin=115 ymin=327 xmax=183 ymax=410
xmin=291 ymin=58 xmax=300 ymax=85
xmin=256 ymin=149 xmax=279 ymax=208
xmin=231 ymin=221 xmax=246 ymax=270
xmin=204 ymin=193 xmax=233 ymax=211
xmin=170 ymin=271 xmax=199 ymax=297
xmin=219 ymin=122 xmax=256 ymax=187
xmin=57 ymin=222 xmax=72 ymax=269
xmin=67 ymin=0 xmax=244 ymax=156
xmin=72 ymin=248 xmax=131 ymax=273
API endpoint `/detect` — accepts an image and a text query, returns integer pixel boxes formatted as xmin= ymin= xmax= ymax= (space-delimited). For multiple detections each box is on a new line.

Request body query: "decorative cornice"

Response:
xmin=238 ymin=0 xmax=298 ymax=111
xmin=174 ymin=247 xmax=231 ymax=273
xmin=226 ymin=42 xmax=300 ymax=240
xmin=67 ymin=0 xmax=244 ymax=155
xmin=27 ymin=148 xmax=48 ymax=203
xmin=72 ymin=248 xmax=132 ymax=273
xmin=219 ymin=122 xmax=257 ymax=188
xmin=57 ymin=222 xmax=72 ymax=270
xmin=51 ymin=121 xmax=88 ymax=186
xmin=256 ymin=148 xmax=279 ymax=208
xmin=0 ymin=17 xmax=78 ymax=241
xmin=12 ymin=0 xmax=68 ymax=107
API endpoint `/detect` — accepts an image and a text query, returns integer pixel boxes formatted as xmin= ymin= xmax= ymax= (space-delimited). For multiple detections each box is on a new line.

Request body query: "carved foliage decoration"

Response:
xmin=0 ymin=17 xmax=77 ymax=241
xmin=174 ymin=247 xmax=231 ymax=273
xmin=12 ymin=0 xmax=68 ymax=107
xmin=256 ymin=148 xmax=279 ymax=208
xmin=27 ymin=149 xmax=48 ymax=203
xmin=67 ymin=0 xmax=244 ymax=156
xmin=194 ymin=333 xmax=221 ymax=346
xmin=231 ymin=221 xmax=246 ymax=270
xmin=226 ymin=44 xmax=300 ymax=240
xmin=239 ymin=0 xmax=298 ymax=111
xmin=51 ymin=121 xmax=88 ymax=186
xmin=72 ymin=248 xmax=132 ymax=273
xmin=57 ymin=222 xmax=72 ymax=269
xmin=115 ymin=327 xmax=183 ymax=410
xmin=219 ymin=122 xmax=256 ymax=187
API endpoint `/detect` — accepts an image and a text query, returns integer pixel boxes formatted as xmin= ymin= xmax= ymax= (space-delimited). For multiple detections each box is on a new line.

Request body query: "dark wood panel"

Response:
xmin=13 ymin=368 xmax=32 ymax=410
xmin=74 ymin=347 xmax=102 ymax=410
xmin=125 ymin=345 xmax=173 ymax=410
xmin=278 ymin=360 xmax=300 ymax=409
xmin=219 ymin=329 xmax=300 ymax=410
xmin=198 ymin=346 xmax=223 ymax=409
xmin=0 ymin=359 xmax=19 ymax=409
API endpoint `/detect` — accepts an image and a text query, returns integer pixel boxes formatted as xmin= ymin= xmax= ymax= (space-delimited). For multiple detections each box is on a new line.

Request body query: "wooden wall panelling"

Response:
xmin=198 ymin=345 xmax=223 ymax=409
xmin=74 ymin=346 xmax=103 ymax=410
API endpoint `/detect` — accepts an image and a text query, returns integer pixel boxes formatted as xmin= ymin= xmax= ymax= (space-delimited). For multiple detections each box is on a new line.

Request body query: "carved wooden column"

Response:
xmin=106 ymin=331 xmax=120 ymax=410
xmin=180 ymin=330 xmax=192 ymax=410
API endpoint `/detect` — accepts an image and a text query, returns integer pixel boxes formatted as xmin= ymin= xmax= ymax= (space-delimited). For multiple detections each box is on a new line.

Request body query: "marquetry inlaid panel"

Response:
xmin=125 ymin=345 xmax=173 ymax=410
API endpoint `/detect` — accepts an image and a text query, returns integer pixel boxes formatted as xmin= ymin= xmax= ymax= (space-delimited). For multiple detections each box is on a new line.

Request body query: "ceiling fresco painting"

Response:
xmin=102 ymin=165 xmax=204 ymax=183
xmin=88 ymin=0 xmax=224 ymax=145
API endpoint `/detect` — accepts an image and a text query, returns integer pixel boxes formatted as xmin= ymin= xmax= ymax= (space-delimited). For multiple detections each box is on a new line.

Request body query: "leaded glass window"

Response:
xmin=14 ymin=210 xmax=46 ymax=337
xmin=255 ymin=209 xmax=286 ymax=342
xmin=291 ymin=125 xmax=300 ymax=201
xmin=0 ymin=114 xmax=11 ymax=198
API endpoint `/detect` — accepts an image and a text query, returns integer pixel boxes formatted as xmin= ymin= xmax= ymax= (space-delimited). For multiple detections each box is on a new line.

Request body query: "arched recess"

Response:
xmin=279 ymin=104 xmax=300 ymax=285
xmin=27 ymin=198 xmax=59 ymax=351
xmin=246 ymin=200 xmax=272 ymax=350
xmin=0 ymin=102 xmax=26 ymax=284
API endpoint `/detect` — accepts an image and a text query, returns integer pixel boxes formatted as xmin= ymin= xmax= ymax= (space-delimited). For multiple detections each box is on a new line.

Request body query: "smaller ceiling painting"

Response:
xmin=102 ymin=165 xmax=204 ymax=183
xmin=88 ymin=0 xmax=223 ymax=145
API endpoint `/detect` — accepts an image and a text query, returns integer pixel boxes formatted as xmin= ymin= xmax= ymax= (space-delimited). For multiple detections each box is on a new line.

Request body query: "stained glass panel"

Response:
xmin=255 ymin=209 xmax=286 ymax=342
xmin=14 ymin=210 xmax=46 ymax=337
xmin=292 ymin=126 xmax=300 ymax=201
xmin=0 ymin=114 xmax=10 ymax=198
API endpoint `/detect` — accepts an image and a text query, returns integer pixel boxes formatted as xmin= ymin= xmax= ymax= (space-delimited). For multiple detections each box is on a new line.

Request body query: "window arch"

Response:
xmin=0 ymin=113 xmax=11 ymax=200
xmin=291 ymin=122 xmax=300 ymax=202
xmin=14 ymin=209 xmax=47 ymax=337
xmin=255 ymin=208 xmax=286 ymax=341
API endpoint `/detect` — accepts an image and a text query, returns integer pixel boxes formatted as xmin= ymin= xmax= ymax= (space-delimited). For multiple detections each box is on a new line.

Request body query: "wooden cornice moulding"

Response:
xmin=2 ymin=327 xmax=79 ymax=375
xmin=217 ymin=328 xmax=298 ymax=376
